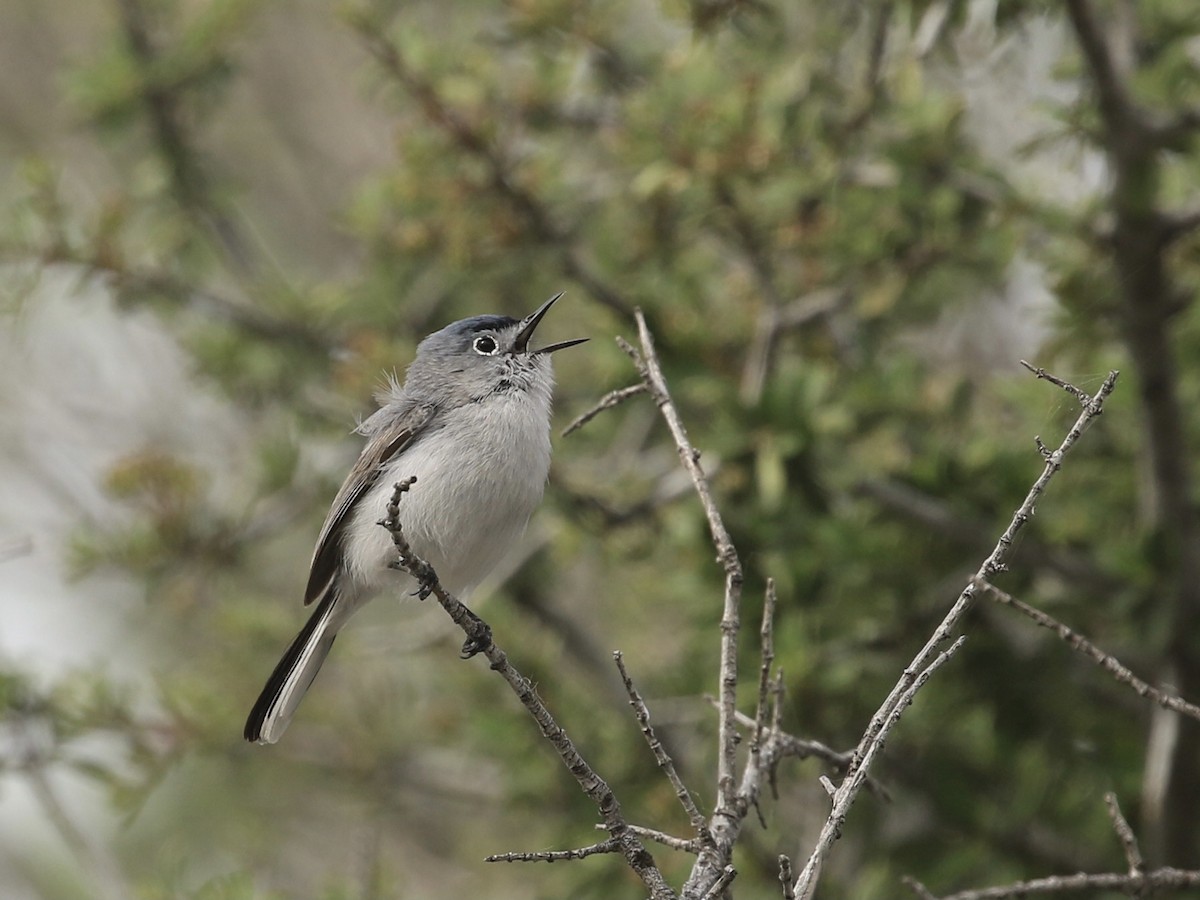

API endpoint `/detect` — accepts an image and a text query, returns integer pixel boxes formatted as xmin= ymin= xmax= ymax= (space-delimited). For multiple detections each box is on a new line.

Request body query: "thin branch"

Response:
xmin=975 ymin=578 xmax=1200 ymax=722
xmin=699 ymin=865 xmax=737 ymax=900
xmin=728 ymin=709 xmax=890 ymax=801
xmin=915 ymin=867 xmax=1200 ymax=900
xmin=753 ymin=579 xmax=778 ymax=755
xmin=625 ymin=312 xmax=745 ymax=814
xmin=1018 ymin=360 xmax=1099 ymax=408
xmin=380 ymin=480 xmax=675 ymax=899
xmin=1104 ymin=792 xmax=1144 ymax=876
xmin=779 ymin=855 xmax=796 ymax=900
xmin=794 ymin=637 xmax=967 ymax=899
xmin=613 ymin=651 xmax=709 ymax=837
xmin=793 ymin=367 xmax=1119 ymax=898
xmin=619 ymin=825 xmax=707 ymax=855
xmin=485 ymin=840 xmax=619 ymax=863
xmin=621 ymin=312 xmax=748 ymax=900
xmin=562 ymin=383 xmax=648 ymax=436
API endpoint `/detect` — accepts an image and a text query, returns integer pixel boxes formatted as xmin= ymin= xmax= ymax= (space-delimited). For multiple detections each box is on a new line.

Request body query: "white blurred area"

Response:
xmin=927 ymin=1 xmax=1104 ymax=369
xmin=0 ymin=265 xmax=245 ymax=670
xmin=0 ymin=266 xmax=245 ymax=897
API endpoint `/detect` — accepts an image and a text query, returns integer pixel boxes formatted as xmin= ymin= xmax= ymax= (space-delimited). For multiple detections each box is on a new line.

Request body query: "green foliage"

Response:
xmin=6 ymin=0 xmax=1200 ymax=898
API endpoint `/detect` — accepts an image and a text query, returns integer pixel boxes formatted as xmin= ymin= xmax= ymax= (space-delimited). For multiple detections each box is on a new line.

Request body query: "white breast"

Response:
xmin=342 ymin=390 xmax=552 ymax=598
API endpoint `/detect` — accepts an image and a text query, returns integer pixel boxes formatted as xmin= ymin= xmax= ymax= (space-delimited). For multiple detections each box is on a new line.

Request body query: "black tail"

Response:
xmin=244 ymin=591 xmax=339 ymax=744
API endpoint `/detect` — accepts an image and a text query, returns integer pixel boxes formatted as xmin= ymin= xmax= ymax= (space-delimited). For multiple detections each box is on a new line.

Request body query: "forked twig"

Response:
xmin=614 ymin=651 xmax=709 ymax=837
xmin=753 ymin=579 xmax=779 ymax=755
xmin=793 ymin=367 xmax=1120 ymax=898
xmin=617 ymin=312 xmax=749 ymax=899
xmin=1104 ymin=793 xmax=1144 ymax=876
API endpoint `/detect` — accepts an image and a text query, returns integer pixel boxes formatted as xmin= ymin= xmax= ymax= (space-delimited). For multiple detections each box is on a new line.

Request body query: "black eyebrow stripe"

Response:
xmin=463 ymin=316 xmax=518 ymax=333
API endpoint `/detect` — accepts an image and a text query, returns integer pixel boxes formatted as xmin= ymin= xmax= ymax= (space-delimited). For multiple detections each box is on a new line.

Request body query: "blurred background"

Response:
xmin=1 ymin=0 xmax=1199 ymax=897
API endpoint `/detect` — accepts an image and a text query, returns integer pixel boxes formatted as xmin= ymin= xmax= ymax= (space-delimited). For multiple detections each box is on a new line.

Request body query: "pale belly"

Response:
xmin=341 ymin=393 xmax=552 ymax=597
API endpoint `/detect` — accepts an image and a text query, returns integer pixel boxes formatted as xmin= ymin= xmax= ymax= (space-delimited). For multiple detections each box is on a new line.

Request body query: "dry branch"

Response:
xmin=617 ymin=825 xmax=706 ymax=855
xmin=753 ymin=579 xmax=778 ymax=757
xmin=616 ymin=312 xmax=750 ymax=900
xmin=779 ymin=854 xmax=796 ymax=900
xmin=562 ymin=384 xmax=648 ymax=436
xmin=485 ymin=840 xmax=618 ymax=863
xmin=907 ymin=793 xmax=1200 ymax=898
xmin=614 ymin=651 xmax=709 ymax=837
xmin=792 ymin=366 xmax=1120 ymax=898
xmin=906 ymin=866 xmax=1200 ymax=899
xmin=380 ymin=479 xmax=676 ymax=899
xmin=1104 ymin=793 xmax=1144 ymax=876
xmin=975 ymin=578 xmax=1200 ymax=722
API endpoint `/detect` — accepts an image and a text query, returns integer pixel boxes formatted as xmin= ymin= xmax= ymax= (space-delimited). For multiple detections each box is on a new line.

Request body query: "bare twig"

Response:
xmin=700 ymin=865 xmax=737 ymax=900
xmin=627 ymin=311 xmax=745 ymax=811
xmin=909 ymin=794 xmax=1195 ymax=898
xmin=485 ymin=840 xmax=619 ymax=863
xmin=792 ymin=367 xmax=1119 ymax=897
xmin=913 ymin=867 xmax=1200 ymax=899
xmin=380 ymin=480 xmax=675 ymax=899
xmin=620 ymin=311 xmax=748 ymax=900
xmin=753 ymin=579 xmax=778 ymax=755
xmin=794 ymin=637 xmax=967 ymax=898
xmin=771 ymin=671 xmax=784 ymax=734
xmin=975 ymin=578 xmax=1200 ymax=722
xmin=728 ymin=709 xmax=890 ymax=801
xmin=618 ymin=825 xmax=706 ymax=855
xmin=614 ymin=651 xmax=709 ymax=836
xmin=779 ymin=855 xmax=796 ymax=900
xmin=1018 ymin=360 xmax=1096 ymax=408
xmin=562 ymin=383 xmax=648 ymax=436
xmin=1104 ymin=792 xmax=1144 ymax=876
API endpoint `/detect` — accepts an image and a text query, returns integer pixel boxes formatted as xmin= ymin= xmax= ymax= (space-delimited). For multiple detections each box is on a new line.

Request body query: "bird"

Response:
xmin=244 ymin=293 xmax=586 ymax=744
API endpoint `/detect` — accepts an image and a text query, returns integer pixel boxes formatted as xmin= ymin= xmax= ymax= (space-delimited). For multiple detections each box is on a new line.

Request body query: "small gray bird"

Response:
xmin=244 ymin=293 xmax=585 ymax=744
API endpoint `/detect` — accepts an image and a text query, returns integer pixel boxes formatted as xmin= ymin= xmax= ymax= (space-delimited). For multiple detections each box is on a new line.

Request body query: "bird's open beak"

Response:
xmin=512 ymin=292 xmax=589 ymax=355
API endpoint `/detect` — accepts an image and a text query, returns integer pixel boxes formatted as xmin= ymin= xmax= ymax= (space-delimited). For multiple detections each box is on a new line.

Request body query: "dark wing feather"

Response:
xmin=303 ymin=401 xmax=437 ymax=605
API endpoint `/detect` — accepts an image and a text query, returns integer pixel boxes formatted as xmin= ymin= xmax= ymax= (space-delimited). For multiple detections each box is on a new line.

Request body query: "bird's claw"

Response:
xmin=460 ymin=625 xmax=492 ymax=659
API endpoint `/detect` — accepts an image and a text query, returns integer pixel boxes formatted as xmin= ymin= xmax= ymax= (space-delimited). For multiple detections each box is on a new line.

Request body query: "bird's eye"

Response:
xmin=472 ymin=335 xmax=499 ymax=356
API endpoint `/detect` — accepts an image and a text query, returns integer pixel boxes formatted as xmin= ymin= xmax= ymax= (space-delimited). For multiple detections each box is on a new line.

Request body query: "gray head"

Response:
xmin=401 ymin=293 xmax=586 ymax=407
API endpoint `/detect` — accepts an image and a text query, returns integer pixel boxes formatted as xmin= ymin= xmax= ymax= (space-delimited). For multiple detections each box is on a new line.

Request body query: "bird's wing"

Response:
xmin=303 ymin=401 xmax=438 ymax=606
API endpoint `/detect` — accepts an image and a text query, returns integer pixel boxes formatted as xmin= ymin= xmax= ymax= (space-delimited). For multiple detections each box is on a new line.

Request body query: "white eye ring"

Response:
xmin=472 ymin=335 xmax=499 ymax=356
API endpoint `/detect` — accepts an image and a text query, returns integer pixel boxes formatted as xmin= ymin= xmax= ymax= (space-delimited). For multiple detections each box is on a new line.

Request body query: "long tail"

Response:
xmin=244 ymin=591 xmax=341 ymax=744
